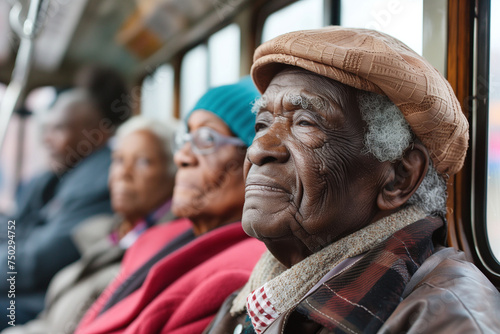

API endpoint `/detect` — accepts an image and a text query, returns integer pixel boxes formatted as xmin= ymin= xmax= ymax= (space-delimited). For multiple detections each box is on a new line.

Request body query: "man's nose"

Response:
xmin=247 ymin=127 xmax=290 ymax=166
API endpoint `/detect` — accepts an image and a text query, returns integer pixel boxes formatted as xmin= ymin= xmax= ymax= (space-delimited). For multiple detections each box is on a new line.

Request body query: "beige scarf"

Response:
xmin=231 ymin=206 xmax=426 ymax=317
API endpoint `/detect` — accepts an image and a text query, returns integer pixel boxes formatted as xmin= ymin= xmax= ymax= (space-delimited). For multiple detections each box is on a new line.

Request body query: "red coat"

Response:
xmin=75 ymin=219 xmax=266 ymax=334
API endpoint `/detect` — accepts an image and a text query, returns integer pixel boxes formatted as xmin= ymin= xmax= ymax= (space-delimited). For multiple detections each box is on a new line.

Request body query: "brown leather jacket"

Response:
xmin=204 ymin=247 xmax=500 ymax=334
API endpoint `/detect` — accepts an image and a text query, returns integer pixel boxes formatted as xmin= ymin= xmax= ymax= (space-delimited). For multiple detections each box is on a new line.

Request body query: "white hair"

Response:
xmin=115 ymin=116 xmax=176 ymax=177
xmin=285 ymin=93 xmax=326 ymax=110
xmin=251 ymin=96 xmax=267 ymax=115
xmin=251 ymin=94 xmax=326 ymax=115
xmin=357 ymin=90 xmax=447 ymax=216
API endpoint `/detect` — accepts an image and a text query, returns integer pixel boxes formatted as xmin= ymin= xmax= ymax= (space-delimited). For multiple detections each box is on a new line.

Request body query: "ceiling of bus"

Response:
xmin=0 ymin=0 xmax=248 ymax=89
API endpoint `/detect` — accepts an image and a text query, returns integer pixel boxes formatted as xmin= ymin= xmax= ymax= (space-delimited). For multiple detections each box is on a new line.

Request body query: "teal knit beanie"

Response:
xmin=187 ymin=76 xmax=260 ymax=147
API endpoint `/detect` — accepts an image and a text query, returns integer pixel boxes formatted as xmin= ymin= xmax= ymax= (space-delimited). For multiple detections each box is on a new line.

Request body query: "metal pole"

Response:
xmin=0 ymin=0 xmax=45 ymax=151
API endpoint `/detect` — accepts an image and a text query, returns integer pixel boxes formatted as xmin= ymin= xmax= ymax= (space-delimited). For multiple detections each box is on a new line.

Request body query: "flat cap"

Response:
xmin=251 ymin=26 xmax=468 ymax=175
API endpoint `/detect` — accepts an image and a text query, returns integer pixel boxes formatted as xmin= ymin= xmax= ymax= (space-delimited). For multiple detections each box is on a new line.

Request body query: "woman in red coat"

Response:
xmin=75 ymin=77 xmax=266 ymax=334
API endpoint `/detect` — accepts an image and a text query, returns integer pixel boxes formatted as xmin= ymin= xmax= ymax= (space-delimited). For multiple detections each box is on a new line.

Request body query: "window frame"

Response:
xmin=471 ymin=0 xmax=500 ymax=276
xmin=445 ymin=0 xmax=500 ymax=287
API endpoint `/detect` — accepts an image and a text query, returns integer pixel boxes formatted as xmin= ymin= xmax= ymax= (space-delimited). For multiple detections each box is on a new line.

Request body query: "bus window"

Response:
xmin=208 ymin=24 xmax=240 ymax=87
xmin=0 ymin=86 xmax=55 ymax=214
xmin=341 ymin=0 xmax=423 ymax=55
xmin=180 ymin=44 xmax=208 ymax=118
xmin=141 ymin=64 xmax=176 ymax=124
xmin=487 ymin=0 xmax=500 ymax=261
xmin=261 ymin=0 xmax=325 ymax=43
xmin=422 ymin=0 xmax=448 ymax=75
xmin=23 ymin=86 xmax=55 ymax=175
xmin=179 ymin=24 xmax=241 ymax=119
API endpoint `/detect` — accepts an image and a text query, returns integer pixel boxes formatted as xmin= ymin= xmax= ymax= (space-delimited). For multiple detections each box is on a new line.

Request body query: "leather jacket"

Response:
xmin=205 ymin=247 xmax=500 ymax=334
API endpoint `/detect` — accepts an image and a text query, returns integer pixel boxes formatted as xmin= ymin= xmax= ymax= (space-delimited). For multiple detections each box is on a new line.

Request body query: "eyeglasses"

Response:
xmin=174 ymin=126 xmax=246 ymax=155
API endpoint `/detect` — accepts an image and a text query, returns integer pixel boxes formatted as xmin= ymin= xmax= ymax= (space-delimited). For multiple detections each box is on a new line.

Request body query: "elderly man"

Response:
xmin=205 ymin=27 xmax=500 ymax=333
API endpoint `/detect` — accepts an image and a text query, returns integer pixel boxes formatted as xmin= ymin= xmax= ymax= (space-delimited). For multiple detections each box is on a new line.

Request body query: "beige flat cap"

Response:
xmin=251 ymin=26 xmax=468 ymax=175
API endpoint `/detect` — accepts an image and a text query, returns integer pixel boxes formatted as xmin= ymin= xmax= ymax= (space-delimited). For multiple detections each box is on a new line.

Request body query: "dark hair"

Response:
xmin=75 ymin=65 xmax=132 ymax=127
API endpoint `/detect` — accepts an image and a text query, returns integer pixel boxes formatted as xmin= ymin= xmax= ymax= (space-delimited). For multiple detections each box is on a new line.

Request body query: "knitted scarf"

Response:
xmin=230 ymin=206 xmax=426 ymax=333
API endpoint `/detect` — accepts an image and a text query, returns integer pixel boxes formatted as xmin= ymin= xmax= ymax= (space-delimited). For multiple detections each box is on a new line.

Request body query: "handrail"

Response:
xmin=0 ymin=0 xmax=47 ymax=151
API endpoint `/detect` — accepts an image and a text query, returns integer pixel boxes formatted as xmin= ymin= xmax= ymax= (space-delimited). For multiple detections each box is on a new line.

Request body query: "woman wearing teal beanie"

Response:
xmin=75 ymin=76 xmax=266 ymax=334
xmin=172 ymin=75 xmax=261 ymax=229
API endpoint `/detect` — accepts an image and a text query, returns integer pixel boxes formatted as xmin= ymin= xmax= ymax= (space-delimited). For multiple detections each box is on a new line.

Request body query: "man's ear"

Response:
xmin=377 ymin=143 xmax=429 ymax=211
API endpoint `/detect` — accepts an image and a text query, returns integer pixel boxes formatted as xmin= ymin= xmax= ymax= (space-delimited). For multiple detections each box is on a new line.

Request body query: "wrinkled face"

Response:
xmin=109 ymin=130 xmax=173 ymax=222
xmin=243 ymin=69 xmax=390 ymax=267
xmin=172 ymin=110 xmax=246 ymax=228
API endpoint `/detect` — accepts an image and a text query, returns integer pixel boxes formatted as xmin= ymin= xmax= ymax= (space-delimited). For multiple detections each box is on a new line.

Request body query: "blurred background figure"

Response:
xmin=42 ymin=88 xmax=113 ymax=173
xmin=0 ymin=66 xmax=130 ymax=328
xmin=74 ymin=65 xmax=133 ymax=132
xmin=1 ymin=116 xmax=176 ymax=334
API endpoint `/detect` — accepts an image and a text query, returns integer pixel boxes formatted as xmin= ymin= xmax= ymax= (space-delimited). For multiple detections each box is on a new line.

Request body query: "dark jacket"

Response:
xmin=261 ymin=248 xmax=500 ymax=334
xmin=0 ymin=146 xmax=113 ymax=323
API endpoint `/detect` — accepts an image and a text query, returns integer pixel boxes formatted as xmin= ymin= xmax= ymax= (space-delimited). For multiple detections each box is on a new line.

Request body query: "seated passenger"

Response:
xmin=1 ymin=116 xmax=176 ymax=334
xmin=75 ymin=77 xmax=267 ymax=334
xmin=0 ymin=70 xmax=129 ymax=327
xmin=205 ymin=27 xmax=500 ymax=333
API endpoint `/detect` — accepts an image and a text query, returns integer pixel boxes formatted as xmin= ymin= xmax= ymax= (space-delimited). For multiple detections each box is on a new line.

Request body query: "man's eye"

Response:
xmin=255 ymin=122 xmax=268 ymax=132
xmin=297 ymin=120 xmax=314 ymax=126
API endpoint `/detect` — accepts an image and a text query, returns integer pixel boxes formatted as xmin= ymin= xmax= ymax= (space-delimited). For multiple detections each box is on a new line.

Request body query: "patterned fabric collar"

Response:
xmin=109 ymin=200 xmax=173 ymax=248
xmin=118 ymin=221 xmax=149 ymax=249
xmin=247 ymin=286 xmax=280 ymax=332
xmin=234 ymin=207 xmax=437 ymax=333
